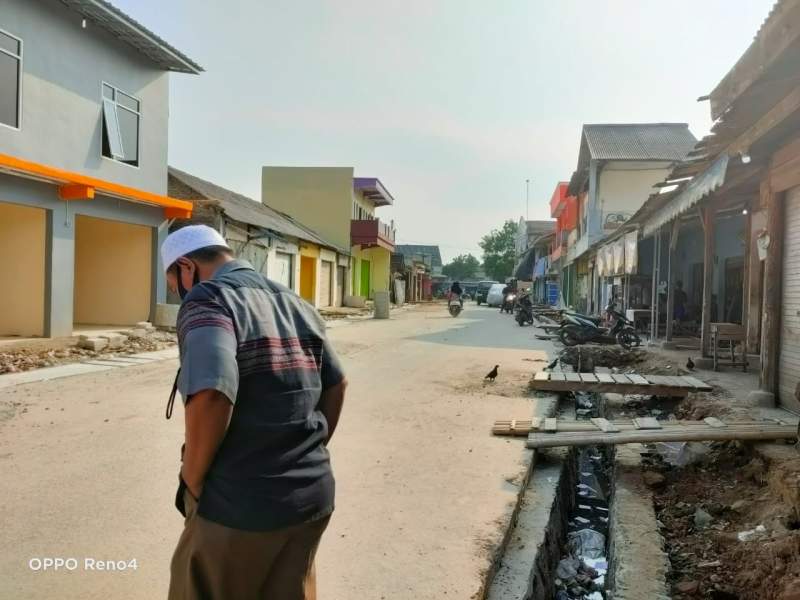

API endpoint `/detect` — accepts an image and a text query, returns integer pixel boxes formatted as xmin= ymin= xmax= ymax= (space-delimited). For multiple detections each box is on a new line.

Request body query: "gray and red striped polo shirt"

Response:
xmin=176 ymin=259 xmax=344 ymax=531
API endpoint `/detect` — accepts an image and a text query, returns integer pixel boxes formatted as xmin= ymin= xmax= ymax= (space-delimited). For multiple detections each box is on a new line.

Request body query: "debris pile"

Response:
xmin=649 ymin=442 xmax=800 ymax=599
xmin=558 ymin=346 xmax=645 ymax=370
xmin=0 ymin=327 xmax=176 ymax=374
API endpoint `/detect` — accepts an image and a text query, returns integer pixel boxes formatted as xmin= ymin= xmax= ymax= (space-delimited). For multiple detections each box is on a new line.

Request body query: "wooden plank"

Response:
xmin=704 ymin=417 xmax=728 ymax=428
xmin=564 ymin=373 xmax=583 ymax=383
xmin=681 ymin=376 xmax=713 ymax=391
xmin=633 ymin=417 xmax=662 ymax=430
xmin=549 ymin=373 xmax=566 ymax=382
xmin=544 ymin=418 xmax=558 ymax=432
xmin=626 ymin=374 xmax=650 ymax=385
xmin=611 ymin=374 xmax=632 ymax=384
xmin=595 ymin=373 xmax=615 ymax=383
xmin=701 ymin=205 xmax=715 ymax=357
xmin=590 ymin=418 xmax=620 ymax=433
xmin=645 ymin=375 xmax=670 ymax=386
xmin=527 ymin=424 xmax=797 ymax=449
xmin=533 ymin=371 xmax=549 ymax=382
xmin=579 ymin=373 xmax=599 ymax=383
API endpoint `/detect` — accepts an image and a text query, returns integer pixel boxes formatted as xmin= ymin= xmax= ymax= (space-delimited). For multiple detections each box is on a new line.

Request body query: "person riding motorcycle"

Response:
xmin=449 ymin=281 xmax=464 ymax=307
xmin=500 ymin=283 xmax=513 ymax=313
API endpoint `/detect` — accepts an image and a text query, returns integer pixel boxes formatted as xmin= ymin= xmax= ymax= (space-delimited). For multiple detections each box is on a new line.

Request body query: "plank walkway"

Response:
xmin=530 ymin=371 xmax=711 ymax=396
xmin=512 ymin=416 xmax=798 ymax=449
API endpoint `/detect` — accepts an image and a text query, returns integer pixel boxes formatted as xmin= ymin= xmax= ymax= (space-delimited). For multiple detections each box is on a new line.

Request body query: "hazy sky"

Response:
xmin=115 ymin=0 xmax=772 ymax=262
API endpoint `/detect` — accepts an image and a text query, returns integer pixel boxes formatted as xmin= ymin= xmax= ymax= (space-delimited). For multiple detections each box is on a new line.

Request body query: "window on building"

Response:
xmin=0 ymin=28 xmax=22 ymax=129
xmin=101 ymin=83 xmax=140 ymax=166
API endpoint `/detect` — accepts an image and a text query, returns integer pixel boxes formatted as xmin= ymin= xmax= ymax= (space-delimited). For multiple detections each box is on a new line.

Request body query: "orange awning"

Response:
xmin=0 ymin=152 xmax=192 ymax=218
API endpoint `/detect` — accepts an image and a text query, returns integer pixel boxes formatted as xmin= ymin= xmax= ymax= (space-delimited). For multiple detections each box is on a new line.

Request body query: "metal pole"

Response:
xmin=526 ymin=179 xmax=530 ymax=220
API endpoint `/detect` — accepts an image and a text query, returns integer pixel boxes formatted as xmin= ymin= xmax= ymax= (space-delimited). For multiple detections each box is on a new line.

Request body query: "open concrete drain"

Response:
xmin=486 ymin=392 xmax=616 ymax=600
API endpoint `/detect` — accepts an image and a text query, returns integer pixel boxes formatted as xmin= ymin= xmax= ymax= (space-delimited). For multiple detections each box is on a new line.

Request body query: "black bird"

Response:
xmin=485 ymin=365 xmax=499 ymax=381
xmin=686 ymin=357 xmax=695 ymax=370
xmin=545 ymin=357 xmax=559 ymax=371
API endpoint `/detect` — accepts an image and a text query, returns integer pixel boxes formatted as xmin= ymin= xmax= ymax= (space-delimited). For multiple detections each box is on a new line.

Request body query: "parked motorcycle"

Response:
xmin=558 ymin=303 xmax=641 ymax=350
xmin=448 ymin=297 xmax=463 ymax=317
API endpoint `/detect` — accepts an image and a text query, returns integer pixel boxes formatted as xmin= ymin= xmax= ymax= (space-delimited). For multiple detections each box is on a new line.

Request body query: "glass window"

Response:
xmin=117 ymin=92 xmax=139 ymax=112
xmin=101 ymin=99 xmax=124 ymax=160
xmin=0 ymin=29 xmax=21 ymax=129
xmin=101 ymin=83 xmax=140 ymax=166
xmin=117 ymin=107 xmax=139 ymax=164
xmin=0 ymin=31 xmax=19 ymax=55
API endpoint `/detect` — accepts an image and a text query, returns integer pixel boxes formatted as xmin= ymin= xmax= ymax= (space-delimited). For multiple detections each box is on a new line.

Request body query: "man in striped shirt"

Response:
xmin=161 ymin=225 xmax=346 ymax=600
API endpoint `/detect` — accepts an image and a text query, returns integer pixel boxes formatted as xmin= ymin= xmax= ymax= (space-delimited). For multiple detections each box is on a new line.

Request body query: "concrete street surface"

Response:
xmin=0 ymin=302 xmax=554 ymax=599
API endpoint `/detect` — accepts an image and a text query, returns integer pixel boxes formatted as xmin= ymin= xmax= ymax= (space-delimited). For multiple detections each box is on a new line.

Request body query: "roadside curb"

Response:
xmin=0 ymin=347 xmax=178 ymax=390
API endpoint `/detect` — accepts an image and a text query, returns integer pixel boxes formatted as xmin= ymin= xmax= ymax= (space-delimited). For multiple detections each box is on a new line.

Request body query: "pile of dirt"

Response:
xmin=648 ymin=442 xmax=800 ymax=599
xmin=0 ymin=330 xmax=176 ymax=374
xmin=558 ymin=346 xmax=646 ymax=370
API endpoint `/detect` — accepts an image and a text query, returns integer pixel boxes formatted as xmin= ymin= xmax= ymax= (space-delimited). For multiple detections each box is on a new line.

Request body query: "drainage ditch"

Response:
xmin=517 ymin=392 xmax=615 ymax=600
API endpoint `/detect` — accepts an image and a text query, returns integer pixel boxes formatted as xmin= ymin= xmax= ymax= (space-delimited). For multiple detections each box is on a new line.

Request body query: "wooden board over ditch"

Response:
xmin=529 ymin=371 xmax=712 ymax=396
xmin=521 ymin=416 xmax=796 ymax=449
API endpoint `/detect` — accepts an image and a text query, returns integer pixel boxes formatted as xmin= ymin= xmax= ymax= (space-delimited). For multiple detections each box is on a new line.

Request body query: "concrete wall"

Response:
xmin=0 ymin=0 xmax=170 ymax=194
xmin=0 ymin=174 xmax=165 ymax=335
xmin=0 ymin=202 xmax=46 ymax=336
xmin=262 ymin=167 xmax=354 ymax=250
xmin=74 ymin=215 xmax=151 ymax=325
xmin=597 ymin=162 xmax=671 ymax=231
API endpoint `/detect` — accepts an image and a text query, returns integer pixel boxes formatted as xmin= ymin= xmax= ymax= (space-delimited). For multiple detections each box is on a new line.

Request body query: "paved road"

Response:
xmin=0 ymin=302 xmax=554 ymax=600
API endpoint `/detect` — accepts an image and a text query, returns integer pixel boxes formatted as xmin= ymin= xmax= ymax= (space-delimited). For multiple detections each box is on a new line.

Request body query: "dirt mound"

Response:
xmin=650 ymin=442 xmax=800 ymax=599
xmin=558 ymin=346 xmax=646 ymax=369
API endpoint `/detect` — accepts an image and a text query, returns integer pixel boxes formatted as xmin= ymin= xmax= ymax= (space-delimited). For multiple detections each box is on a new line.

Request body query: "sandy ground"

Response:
xmin=0 ymin=302 xmax=553 ymax=600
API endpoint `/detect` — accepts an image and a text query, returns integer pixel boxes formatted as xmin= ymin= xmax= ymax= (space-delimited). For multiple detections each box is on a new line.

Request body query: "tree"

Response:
xmin=480 ymin=220 xmax=517 ymax=282
xmin=442 ymin=254 xmax=480 ymax=280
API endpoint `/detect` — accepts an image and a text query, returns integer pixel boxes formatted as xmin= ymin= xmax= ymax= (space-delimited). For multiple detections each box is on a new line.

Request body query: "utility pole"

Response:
xmin=525 ymin=179 xmax=530 ymax=220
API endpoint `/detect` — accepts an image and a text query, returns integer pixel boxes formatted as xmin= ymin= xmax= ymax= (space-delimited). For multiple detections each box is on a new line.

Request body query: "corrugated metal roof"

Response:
xmin=583 ymin=123 xmax=697 ymax=161
xmin=58 ymin=0 xmax=203 ymax=73
xmin=568 ymin=123 xmax=697 ymax=196
xmin=168 ymin=168 xmax=348 ymax=255
xmin=394 ymin=245 xmax=443 ymax=267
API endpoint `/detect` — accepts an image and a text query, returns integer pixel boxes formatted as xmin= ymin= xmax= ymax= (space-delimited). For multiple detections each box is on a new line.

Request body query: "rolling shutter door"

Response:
xmin=779 ymin=186 xmax=800 ymax=412
xmin=274 ymin=252 xmax=293 ymax=289
xmin=337 ymin=265 xmax=346 ymax=306
xmin=320 ymin=260 xmax=333 ymax=307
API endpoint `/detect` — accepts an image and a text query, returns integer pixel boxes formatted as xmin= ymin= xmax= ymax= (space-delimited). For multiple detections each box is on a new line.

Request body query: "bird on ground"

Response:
xmin=686 ymin=357 xmax=695 ymax=370
xmin=485 ymin=365 xmax=499 ymax=382
xmin=545 ymin=357 xmax=559 ymax=371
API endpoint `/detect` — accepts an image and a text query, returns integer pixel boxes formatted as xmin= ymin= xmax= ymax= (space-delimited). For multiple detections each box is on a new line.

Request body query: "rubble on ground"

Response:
xmin=558 ymin=346 xmax=646 ymax=369
xmin=0 ymin=326 xmax=176 ymax=374
xmin=648 ymin=441 xmax=800 ymax=599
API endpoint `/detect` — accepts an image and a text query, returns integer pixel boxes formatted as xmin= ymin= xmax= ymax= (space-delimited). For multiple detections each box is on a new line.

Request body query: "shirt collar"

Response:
xmin=212 ymin=259 xmax=255 ymax=279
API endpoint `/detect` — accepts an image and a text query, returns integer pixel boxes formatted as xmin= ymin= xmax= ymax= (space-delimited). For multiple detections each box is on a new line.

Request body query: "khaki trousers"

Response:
xmin=168 ymin=491 xmax=330 ymax=600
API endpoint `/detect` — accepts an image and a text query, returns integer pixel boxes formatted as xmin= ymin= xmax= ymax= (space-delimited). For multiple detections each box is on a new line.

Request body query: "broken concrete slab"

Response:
xmin=99 ymin=333 xmax=127 ymax=349
xmin=134 ymin=321 xmax=156 ymax=332
xmin=608 ymin=445 xmax=671 ymax=600
xmin=77 ymin=336 xmax=108 ymax=352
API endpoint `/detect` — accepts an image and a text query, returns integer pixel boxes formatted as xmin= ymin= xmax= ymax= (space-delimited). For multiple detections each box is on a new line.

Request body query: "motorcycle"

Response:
xmin=558 ymin=302 xmax=641 ymax=350
xmin=515 ymin=293 xmax=534 ymax=326
xmin=502 ymin=293 xmax=516 ymax=314
xmin=448 ymin=296 xmax=463 ymax=317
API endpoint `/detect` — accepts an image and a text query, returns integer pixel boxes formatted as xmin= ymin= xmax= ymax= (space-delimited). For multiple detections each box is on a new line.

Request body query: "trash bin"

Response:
xmin=373 ymin=291 xmax=390 ymax=319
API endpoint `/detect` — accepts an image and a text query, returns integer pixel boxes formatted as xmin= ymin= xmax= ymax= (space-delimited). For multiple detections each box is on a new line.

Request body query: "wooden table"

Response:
xmin=710 ymin=322 xmax=748 ymax=372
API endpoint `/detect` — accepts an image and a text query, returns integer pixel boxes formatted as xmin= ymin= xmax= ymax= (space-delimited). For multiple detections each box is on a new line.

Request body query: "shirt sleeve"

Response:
xmin=320 ymin=335 xmax=345 ymax=390
xmin=176 ymin=297 xmax=239 ymax=405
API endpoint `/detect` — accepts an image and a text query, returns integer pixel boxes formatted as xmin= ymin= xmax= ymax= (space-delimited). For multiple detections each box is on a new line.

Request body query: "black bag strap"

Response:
xmin=166 ymin=368 xmax=180 ymax=420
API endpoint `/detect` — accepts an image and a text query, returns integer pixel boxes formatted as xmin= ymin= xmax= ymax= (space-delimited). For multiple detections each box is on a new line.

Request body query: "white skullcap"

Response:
xmin=160 ymin=225 xmax=230 ymax=272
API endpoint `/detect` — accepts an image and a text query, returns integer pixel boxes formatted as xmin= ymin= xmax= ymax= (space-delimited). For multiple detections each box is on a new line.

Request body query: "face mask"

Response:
xmin=176 ymin=262 xmax=200 ymax=300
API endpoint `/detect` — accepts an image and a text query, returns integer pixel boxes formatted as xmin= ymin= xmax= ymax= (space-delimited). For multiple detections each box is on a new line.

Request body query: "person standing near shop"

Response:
xmin=161 ymin=225 xmax=347 ymax=600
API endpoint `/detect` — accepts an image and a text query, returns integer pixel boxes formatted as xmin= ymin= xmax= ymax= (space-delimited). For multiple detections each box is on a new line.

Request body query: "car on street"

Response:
xmin=486 ymin=283 xmax=506 ymax=307
xmin=475 ymin=280 xmax=500 ymax=305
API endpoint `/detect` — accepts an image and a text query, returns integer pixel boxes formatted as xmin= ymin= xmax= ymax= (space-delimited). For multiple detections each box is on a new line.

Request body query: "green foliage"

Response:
xmin=479 ymin=220 xmax=517 ymax=281
xmin=442 ymin=254 xmax=480 ymax=280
